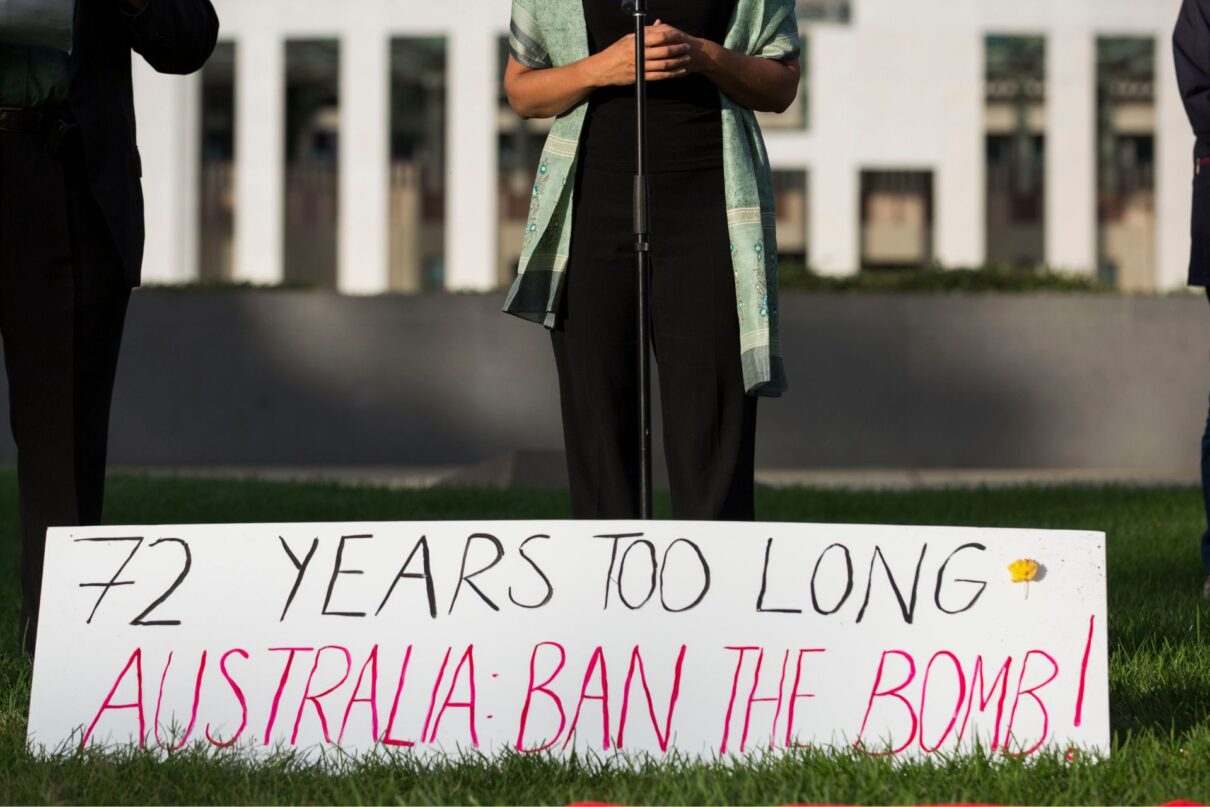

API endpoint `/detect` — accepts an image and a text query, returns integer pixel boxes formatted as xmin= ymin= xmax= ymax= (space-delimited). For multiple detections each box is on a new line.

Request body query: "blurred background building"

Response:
xmin=138 ymin=0 xmax=1189 ymax=294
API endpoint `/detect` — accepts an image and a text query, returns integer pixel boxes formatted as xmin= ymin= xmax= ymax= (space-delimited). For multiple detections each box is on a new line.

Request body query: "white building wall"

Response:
xmin=1045 ymin=27 xmax=1097 ymax=274
xmin=446 ymin=21 xmax=501 ymax=292
xmin=134 ymin=65 xmax=199 ymax=285
xmin=232 ymin=8 xmax=285 ymax=286
xmin=1158 ymin=30 xmax=1196 ymax=291
xmin=337 ymin=18 xmax=391 ymax=295
xmin=133 ymin=0 xmax=1195 ymax=292
xmin=841 ymin=0 xmax=985 ymax=268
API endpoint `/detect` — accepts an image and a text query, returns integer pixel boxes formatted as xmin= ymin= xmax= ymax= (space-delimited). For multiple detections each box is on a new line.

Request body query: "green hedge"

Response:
xmin=778 ymin=261 xmax=1111 ymax=293
xmin=146 ymin=264 xmax=1114 ymax=295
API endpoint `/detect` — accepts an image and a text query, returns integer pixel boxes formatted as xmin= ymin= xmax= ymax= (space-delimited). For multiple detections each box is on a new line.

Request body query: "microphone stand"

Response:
xmin=625 ymin=0 xmax=654 ymax=519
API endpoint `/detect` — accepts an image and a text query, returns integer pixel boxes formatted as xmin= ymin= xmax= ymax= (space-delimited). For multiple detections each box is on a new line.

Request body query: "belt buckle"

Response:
xmin=43 ymin=117 xmax=69 ymax=155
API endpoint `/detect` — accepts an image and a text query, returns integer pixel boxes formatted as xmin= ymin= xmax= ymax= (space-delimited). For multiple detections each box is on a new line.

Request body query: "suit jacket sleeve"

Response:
xmin=121 ymin=0 xmax=220 ymax=75
xmin=1176 ymin=0 xmax=1210 ymax=138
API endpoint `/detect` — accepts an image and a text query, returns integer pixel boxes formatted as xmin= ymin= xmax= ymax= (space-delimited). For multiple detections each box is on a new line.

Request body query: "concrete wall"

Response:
xmin=0 ymin=291 xmax=1203 ymax=473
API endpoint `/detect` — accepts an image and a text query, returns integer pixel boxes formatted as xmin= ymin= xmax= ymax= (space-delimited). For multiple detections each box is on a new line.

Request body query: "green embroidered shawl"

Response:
xmin=505 ymin=0 xmax=800 ymax=397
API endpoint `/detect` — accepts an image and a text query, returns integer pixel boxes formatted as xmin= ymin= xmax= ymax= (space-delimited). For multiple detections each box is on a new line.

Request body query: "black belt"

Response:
xmin=0 ymin=107 xmax=73 ymax=153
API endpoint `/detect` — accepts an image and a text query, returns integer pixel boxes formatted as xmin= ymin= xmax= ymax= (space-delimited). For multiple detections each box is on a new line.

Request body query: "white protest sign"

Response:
xmin=0 ymin=0 xmax=74 ymax=52
xmin=28 ymin=521 xmax=1108 ymax=761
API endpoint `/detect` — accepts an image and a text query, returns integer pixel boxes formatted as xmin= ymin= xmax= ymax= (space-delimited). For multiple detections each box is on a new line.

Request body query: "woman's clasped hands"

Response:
xmin=586 ymin=20 xmax=716 ymax=86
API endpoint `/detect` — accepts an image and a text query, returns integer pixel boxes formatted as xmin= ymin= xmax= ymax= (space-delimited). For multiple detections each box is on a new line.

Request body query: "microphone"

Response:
xmin=621 ymin=0 xmax=647 ymax=13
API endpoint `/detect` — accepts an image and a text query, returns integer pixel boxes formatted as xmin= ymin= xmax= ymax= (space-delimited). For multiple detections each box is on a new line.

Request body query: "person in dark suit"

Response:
xmin=1175 ymin=0 xmax=1210 ymax=597
xmin=0 ymin=0 xmax=218 ymax=654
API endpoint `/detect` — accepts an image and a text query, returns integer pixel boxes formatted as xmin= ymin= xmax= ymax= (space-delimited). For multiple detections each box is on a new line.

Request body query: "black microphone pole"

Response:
xmin=624 ymin=0 xmax=654 ymax=520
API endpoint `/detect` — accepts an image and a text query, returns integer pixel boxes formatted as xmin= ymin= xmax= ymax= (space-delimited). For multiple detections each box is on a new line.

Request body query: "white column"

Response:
xmin=935 ymin=33 xmax=984 ymax=268
xmin=338 ymin=27 xmax=391 ymax=295
xmin=234 ymin=28 xmax=285 ymax=285
xmin=133 ymin=65 xmax=200 ymax=284
xmin=809 ymin=28 xmax=859 ymax=275
xmin=811 ymin=161 xmax=859 ymax=276
xmin=1045 ymin=30 xmax=1097 ymax=274
xmin=445 ymin=23 xmax=498 ymax=291
xmin=1157 ymin=30 xmax=1195 ymax=292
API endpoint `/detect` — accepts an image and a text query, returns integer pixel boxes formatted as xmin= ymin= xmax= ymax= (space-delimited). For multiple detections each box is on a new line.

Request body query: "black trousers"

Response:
xmin=0 ymin=128 xmax=131 ymax=655
xmin=552 ymin=165 xmax=757 ymax=520
xmin=1202 ymin=289 xmax=1210 ymax=573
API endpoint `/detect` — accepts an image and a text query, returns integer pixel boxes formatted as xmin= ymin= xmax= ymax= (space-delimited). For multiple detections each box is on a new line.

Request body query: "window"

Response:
xmin=283 ymin=39 xmax=340 ymax=289
xmin=774 ymin=170 xmax=809 ymax=267
xmin=198 ymin=41 xmax=236 ymax=283
xmin=984 ymin=35 xmax=1046 ymax=269
xmin=1096 ymin=37 xmax=1156 ymax=291
xmin=390 ymin=38 xmax=447 ymax=292
xmin=796 ymin=0 xmax=850 ymax=24
xmin=860 ymin=171 xmax=934 ymax=269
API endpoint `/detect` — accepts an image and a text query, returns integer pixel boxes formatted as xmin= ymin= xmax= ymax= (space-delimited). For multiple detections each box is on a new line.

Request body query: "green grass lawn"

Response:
xmin=0 ymin=472 xmax=1208 ymax=805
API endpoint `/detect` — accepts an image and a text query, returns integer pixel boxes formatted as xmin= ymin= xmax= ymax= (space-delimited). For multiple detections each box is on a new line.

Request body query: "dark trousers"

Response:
xmin=552 ymin=165 xmax=757 ymax=520
xmin=1203 ymin=289 xmax=1210 ymax=573
xmin=0 ymin=128 xmax=131 ymax=655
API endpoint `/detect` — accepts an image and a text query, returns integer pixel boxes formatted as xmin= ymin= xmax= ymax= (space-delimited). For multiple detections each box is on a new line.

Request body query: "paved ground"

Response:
xmin=106 ymin=453 xmax=1201 ymax=491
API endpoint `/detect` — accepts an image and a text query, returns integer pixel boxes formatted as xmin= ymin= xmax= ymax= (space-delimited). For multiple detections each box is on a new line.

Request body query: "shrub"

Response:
xmin=777 ymin=261 xmax=1111 ymax=293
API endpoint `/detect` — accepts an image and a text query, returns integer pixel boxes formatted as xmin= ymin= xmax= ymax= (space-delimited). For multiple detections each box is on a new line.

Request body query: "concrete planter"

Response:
xmin=0 ymin=290 xmax=1204 ymax=478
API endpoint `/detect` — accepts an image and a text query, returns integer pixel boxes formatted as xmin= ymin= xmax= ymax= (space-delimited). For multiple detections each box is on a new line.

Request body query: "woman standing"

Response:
xmin=503 ymin=0 xmax=800 ymax=521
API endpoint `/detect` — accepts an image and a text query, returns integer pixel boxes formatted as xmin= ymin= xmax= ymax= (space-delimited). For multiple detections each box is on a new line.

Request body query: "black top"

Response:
xmin=580 ymin=0 xmax=735 ymax=172
xmin=68 ymin=0 xmax=220 ymax=285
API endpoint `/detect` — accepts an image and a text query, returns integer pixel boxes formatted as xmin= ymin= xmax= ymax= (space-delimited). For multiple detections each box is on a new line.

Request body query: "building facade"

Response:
xmin=133 ymin=0 xmax=1193 ymax=293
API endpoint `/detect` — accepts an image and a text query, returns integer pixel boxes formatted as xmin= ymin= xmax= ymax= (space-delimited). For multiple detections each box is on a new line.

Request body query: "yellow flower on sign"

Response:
xmin=1009 ymin=558 xmax=1041 ymax=599
xmin=1008 ymin=559 xmax=1040 ymax=583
